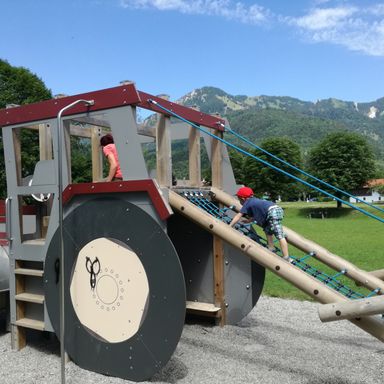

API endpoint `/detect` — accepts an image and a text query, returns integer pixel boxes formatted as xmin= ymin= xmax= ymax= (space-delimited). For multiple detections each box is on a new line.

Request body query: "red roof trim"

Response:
xmin=138 ymin=91 xmax=225 ymax=131
xmin=0 ymin=84 xmax=141 ymax=127
xmin=62 ymin=180 xmax=172 ymax=220
xmin=0 ymin=84 xmax=225 ymax=131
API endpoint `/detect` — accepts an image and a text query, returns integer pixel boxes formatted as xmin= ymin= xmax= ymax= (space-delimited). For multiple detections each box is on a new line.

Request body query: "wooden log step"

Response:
xmin=186 ymin=301 xmax=221 ymax=317
xmin=14 ymin=268 xmax=44 ymax=277
xmin=15 ymin=318 xmax=45 ymax=331
xmin=22 ymin=239 xmax=45 ymax=246
xmin=15 ymin=293 xmax=44 ymax=304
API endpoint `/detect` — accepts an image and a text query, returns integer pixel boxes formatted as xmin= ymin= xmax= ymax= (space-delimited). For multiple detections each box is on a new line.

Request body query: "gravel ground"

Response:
xmin=1 ymin=296 xmax=383 ymax=384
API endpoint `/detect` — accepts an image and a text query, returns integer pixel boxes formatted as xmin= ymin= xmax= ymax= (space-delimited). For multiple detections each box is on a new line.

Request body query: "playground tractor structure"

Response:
xmin=0 ymin=82 xmax=383 ymax=382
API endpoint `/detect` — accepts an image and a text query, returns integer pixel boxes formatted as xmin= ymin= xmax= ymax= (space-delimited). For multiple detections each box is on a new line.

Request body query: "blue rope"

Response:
xmin=227 ymin=128 xmax=384 ymax=215
xmin=149 ymin=99 xmax=384 ymax=224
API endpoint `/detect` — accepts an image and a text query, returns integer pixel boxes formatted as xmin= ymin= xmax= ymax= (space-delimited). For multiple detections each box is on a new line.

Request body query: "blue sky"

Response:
xmin=1 ymin=0 xmax=384 ymax=104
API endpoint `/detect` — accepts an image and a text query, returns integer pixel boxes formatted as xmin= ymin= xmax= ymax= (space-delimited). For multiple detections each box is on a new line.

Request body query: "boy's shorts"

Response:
xmin=264 ymin=206 xmax=286 ymax=240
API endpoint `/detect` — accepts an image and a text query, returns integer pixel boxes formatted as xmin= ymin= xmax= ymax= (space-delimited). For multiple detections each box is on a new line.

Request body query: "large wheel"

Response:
xmin=44 ymin=196 xmax=186 ymax=381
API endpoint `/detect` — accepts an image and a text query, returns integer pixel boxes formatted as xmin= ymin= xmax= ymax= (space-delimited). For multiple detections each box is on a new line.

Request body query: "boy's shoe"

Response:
xmin=283 ymin=256 xmax=294 ymax=263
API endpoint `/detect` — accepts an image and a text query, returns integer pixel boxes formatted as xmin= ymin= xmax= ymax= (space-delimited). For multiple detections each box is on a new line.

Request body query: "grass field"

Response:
xmin=262 ymin=201 xmax=384 ymax=300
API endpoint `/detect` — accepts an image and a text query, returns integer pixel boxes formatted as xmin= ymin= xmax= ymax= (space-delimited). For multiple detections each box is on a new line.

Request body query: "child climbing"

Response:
xmin=229 ymin=186 xmax=291 ymax=261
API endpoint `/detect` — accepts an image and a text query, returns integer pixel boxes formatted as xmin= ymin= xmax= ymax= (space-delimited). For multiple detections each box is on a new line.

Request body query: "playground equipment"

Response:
xmin=0 ymin=83 xmax=264 ymax=381
xmin=0 ymin=82 xmax=383 ymax=382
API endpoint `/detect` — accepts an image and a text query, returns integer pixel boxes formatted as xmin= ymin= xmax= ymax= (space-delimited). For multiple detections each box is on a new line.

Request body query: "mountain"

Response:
xmin=177 ymin=86 xmax=384 ymax=120
xmin=176 ymin=87 xmax=384 ymax=159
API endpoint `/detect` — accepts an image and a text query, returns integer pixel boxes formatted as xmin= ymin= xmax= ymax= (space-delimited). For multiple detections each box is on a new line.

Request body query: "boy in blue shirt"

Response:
xmin=229 ymin=186 xmax=291 ymax=261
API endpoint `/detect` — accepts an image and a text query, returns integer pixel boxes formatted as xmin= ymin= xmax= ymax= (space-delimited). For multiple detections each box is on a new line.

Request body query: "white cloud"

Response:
xmin=288 ymin=5 xmax=384 ymax=56
xmin=292 ymin=7 xmax=357 ymax=30
xmin=119 ymin=1 xmax=384 ymax=57
xmin=120 ymin=0 xmax=269 ymax=24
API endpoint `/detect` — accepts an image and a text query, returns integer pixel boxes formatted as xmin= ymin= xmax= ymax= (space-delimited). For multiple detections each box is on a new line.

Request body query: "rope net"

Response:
xmin=179 ymin=190 xmax=381 ymax=301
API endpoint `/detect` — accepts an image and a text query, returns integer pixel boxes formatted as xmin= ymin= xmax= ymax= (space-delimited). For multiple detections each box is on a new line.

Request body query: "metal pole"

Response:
xmin=56 ymin=99 xmax=94 ymax=384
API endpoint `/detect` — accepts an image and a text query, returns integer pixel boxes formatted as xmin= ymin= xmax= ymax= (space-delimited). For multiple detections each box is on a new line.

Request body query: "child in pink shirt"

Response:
xmin=100 ymin=134 xmax=123 ymax=181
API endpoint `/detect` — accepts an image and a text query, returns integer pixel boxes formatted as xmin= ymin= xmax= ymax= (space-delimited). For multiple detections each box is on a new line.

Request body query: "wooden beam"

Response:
xmin=12 ymin=260 xmax=26 ymax=350
xmin=91 ymin=126 xmax=103 ymax=182
xmin=39 ymin=124 xmax=52 ymax=160
xmin=210 ymin=116 xmax=223 ymax=189
xmin=370 ymin=269 xmax=384 ymax=280
xmin=63 ymin=121 xmax=72 ymax=184
xmin=213 ymin=235 xmax=226 ymax=325
xmin=209 ymin=119 xmax=225 ymax=324
xmin=283 ymin=227 xmax=384 ymax=293
xmin=12 ymin=129 xmax=22 ymax=186
xmin=155 ymin=95 xmax=172 ymax=187
xmin=188 ymin=106 xmax=201 ymax=187
xmin=318 ymin=295 xmax=384 ymax=322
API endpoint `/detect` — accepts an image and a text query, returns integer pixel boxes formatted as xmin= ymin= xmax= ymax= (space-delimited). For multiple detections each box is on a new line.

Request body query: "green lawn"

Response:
xmin=262 ymin=201 xmax=384 ymax=300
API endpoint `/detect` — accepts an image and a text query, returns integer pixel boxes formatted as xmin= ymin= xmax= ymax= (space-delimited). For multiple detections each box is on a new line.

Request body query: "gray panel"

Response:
xmin=224 ymin=243 xmax=265 ymax=324
xmin=0 ymin=246 xmax=9 ymax=292
xmin=105 ymin=107 xmax=149 ymax=180
xmin=168 ymin=209 xmax=265 ymax=325
xmin=24 ymin=302 xmax=44 ymax=322
xmin=31 ymin=160 xmax=56 ymax=185
xmin=168 ymin=213 xmax=214 ymax=303
xmin=44 ymin=196 xmax=186 ymax=382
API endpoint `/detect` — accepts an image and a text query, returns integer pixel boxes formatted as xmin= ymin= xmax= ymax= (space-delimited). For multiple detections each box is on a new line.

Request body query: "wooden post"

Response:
xmin=12 ymin=261 xmax=26 ymax=350
xmin=156 ymin=95 xmax=172 ymax=187
xmin=63 ymin=121 xmax=72 ymax=184
xmin=12 ymin=129 xmax=22 ymax=186
xmin=188 ymin=105 xmax=201 ymax=187
xmin=91 ymin=126 xmax=103 ymax=182
xmin=210 ymin=117 xmax=226 ymax=325
xmin=318 ymin=295 xmax=384 ymax=322
xmin=39 ymin=123 xmax=52 ymax=160
xmin=211 ymin=116 xmax=223 ymax=189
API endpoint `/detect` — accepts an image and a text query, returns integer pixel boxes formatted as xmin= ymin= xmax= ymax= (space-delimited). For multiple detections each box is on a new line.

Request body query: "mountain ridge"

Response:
xmin=175 ymin=86 xmax=384 ymax=160
xmin=177 ymin=86 xmax=384 ymax=119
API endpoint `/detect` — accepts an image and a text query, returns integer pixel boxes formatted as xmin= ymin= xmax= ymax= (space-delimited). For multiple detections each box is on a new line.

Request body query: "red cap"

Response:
xmin=236 ymin=187 xmax=254 ymax=199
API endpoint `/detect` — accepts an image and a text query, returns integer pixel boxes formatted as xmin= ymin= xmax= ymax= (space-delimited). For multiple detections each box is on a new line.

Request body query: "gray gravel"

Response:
xmin=1 ymin=296 xmax=383 ymax=384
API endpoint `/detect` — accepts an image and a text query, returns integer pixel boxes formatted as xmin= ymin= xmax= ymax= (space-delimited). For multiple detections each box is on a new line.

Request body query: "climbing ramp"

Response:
xmin=169 ymin=188 xmax=384 ymax=342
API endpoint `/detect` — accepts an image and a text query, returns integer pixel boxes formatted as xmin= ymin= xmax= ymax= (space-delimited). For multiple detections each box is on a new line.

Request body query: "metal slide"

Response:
xmin=169 ymin=189 xmax=384 ymax=343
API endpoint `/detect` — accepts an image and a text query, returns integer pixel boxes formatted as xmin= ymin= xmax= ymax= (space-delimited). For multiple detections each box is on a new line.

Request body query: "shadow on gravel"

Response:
xmin=25 ymin=330 xmax=60 ymax=356
xmin=181 ymin=334 xmax=319 ymax=382
xmin=256 ymin=320 xmax=378 ymax=350
xmin=150 ymin=357 xmax=188 ymax=383
xmin=304 ymin=378 xmax=362 ymax=384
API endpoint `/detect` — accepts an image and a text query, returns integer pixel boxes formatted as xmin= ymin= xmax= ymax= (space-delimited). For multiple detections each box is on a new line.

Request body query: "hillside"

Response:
xmin=177 ymin=87 xmax=384 ymax=157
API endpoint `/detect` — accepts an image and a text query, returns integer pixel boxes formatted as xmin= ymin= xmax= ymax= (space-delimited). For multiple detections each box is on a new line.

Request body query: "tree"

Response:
xmin=376 ymin=185 xmax=384 ymax=196
xmin=0 ymin=59 xmax=52 ymax=198
xmin=242 ymin=137 xmax=303 ymax=201
xmin=308 ymin=132 xmax=376 ymax=207
xmin=0 ymin=59 xmax=51 ymax=108
xmin=228 ymin=147 xmax=246 ymax=185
